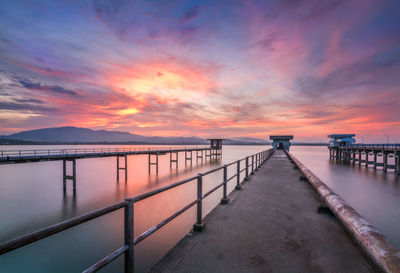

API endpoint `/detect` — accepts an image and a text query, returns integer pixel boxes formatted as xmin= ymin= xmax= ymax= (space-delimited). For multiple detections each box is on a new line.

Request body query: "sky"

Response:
xmin=0 ymin=0 xmax=400 ymax=142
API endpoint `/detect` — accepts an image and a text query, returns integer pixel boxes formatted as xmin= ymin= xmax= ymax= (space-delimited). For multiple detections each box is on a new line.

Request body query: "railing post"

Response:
xmin=244 ymin=157 xmax=249 ymax=181
xmin=251 ymin=155 xmax=254 ymax=175
xmin=124 ymin=199 xmax=134 ymax=273
xmin=193 ymin=174 xmax=205 ymax=232
xmin=235 ymin=160 xmax=241 ymax=190
xmin=221 ymin=165 xmax=229 ymax=204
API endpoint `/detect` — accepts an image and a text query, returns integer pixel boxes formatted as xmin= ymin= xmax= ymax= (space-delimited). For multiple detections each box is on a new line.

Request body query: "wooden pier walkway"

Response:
xmin=150 ymin=150 xmax=374 ymax=273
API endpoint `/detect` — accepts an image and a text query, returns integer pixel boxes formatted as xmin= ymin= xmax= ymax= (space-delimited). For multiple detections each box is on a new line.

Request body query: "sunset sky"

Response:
xmin=1 ymin=0 xmax=400 ymax=142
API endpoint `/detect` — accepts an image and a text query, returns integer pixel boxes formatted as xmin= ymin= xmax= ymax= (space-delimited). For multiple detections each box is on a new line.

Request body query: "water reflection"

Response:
xmin=61 ymin=191 xmax=77 ymax=218
xmin=0 ymin=145 xmax=267 ymax=273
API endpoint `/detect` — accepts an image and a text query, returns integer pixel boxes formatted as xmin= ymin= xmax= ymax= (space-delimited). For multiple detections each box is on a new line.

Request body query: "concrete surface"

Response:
xmin=149 ymin=150 xmax=375 ymax=273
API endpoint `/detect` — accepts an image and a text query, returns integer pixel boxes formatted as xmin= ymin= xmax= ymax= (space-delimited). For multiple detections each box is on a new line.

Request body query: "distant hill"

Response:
xmin=0 ymin=126 xmax=271 ymax=145
xmin=0 ymin=126 xmax=207 ymax=144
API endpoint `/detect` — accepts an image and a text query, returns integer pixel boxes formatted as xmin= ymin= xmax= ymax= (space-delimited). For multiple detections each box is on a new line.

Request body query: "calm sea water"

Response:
xmin=0 ymin=145 xmax=399 ymax=273
xmin=0 ymin=145 xmax=268 ymax=273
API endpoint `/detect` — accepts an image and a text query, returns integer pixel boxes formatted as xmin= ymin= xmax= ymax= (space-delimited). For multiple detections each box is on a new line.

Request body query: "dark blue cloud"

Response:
xmin=18 ymin=79 xmax=78 ymax=96
xmin=0 ymin=101 xmax=56 ymax=112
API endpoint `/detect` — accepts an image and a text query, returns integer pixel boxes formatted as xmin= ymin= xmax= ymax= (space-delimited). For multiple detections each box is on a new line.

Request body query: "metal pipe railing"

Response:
xmin=0 ymin=148 xmax=274 ymax=273
xmin=0 ymin=201 xmax=128 ymax=255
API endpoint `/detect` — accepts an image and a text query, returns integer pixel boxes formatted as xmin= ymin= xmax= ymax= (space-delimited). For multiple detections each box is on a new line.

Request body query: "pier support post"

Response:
xmin=148 ymin=153 xmax=159 ymax=173
xmin=185 ymin=150 xmax=192 ymax=165
xmin=365 ymin=152 xmax=369 ymax=168
xmin=374 ymin=152 xmax=377 ymax=169
xmin=205 ymin=149 xmax=211 ymax=159
xmin=235 ymin=160 xmax=241 ymax=190
xmin=358 ymin=151 xmax=362 ymax=166
xmin=117 ymin=155 xmax=128 ymax=181
xmin=221 ymin=165 xmax=229 ymax=204
xmin=63 ymin=159 xmax=66 ymax=191
xmin=169 ymin=152 xmax=178 ymax=169
xmin=63 ymin=159 xmax=76 ymax=193
xmin=244 ymin=157 xmax=249 ymax=181
xmin=383 ymin=153 xmax=388 ymax=172
xmin=124 ymin=198 xmax=134 ymax=273
xmin=193 ymin=174 xmax=205 ymax=232
xmin=196 ymin=150 xmax=203 ymax=161
xmin=396 ymin=153 xmax=400 ymax=174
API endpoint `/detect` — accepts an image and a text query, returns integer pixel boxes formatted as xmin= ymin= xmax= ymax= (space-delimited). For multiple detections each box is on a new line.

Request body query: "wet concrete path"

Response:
xmin=149 ymin=150 xmax=374 ymax=273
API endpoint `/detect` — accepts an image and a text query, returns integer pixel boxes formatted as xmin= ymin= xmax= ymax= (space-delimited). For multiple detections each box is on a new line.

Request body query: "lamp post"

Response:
xmin=385 ymin=134 xmax=389 ymax=144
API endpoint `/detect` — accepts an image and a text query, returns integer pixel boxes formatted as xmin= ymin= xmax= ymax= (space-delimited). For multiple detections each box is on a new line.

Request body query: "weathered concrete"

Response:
xmin=150 ymin=150 xmax=375 ymax=273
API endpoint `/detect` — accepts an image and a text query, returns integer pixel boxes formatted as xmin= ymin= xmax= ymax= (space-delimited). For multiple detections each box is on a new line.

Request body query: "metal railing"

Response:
xmin=0 ymin=145 xmax=210 ymax=158
xmin=0 ymin=148 xmax=273 ymax=273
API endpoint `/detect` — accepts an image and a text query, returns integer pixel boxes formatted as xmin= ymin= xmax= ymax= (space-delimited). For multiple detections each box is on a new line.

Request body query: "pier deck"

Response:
xmin=150 ymin=150 xmax=374 ymax=273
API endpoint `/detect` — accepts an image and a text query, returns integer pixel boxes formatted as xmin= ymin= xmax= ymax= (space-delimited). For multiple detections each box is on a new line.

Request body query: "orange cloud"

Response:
xmin=105 ymin=61 xmax=215 ymax=102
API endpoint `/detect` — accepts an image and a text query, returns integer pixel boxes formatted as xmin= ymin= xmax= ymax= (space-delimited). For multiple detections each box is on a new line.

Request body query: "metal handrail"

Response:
xmin=0 ymin=149 xmax=274 ymax=273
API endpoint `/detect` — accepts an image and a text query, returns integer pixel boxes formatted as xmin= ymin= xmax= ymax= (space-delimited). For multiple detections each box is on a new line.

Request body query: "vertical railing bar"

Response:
xmin=193 ymin=174 xmax=204 ymax=232
xmin=124 ymin=199 xmax=134 ymax=273
xmin=235 ymin=160 xmax=241 ymax=190
xmin=221 ymin=165 xmax=229 ymax=204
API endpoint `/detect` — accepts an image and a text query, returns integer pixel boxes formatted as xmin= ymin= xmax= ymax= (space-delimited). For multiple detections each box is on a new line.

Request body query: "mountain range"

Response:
xmin=0 ymin=126 xmax=271 ymax=145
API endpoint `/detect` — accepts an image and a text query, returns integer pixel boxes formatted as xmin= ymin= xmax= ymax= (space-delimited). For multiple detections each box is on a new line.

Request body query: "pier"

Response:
xmin=151 ymin=150 xmax=373 ymax=273
xmin=328 ymin=134 xmax=400 ymax=173
xmin=0 ymin=139 xmax=224 ymax=193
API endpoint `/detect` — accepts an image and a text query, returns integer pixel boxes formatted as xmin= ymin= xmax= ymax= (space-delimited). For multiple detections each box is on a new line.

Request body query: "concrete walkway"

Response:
xmin=150 ymin=150 xmax=374 ymax=273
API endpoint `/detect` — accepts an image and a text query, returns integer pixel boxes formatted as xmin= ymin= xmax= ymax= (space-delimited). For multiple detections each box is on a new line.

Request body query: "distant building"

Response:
xmin=327 ymin=134 xmax=356 ymax=147
xmin=270 ymin=135 xmax=293 ymax=151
